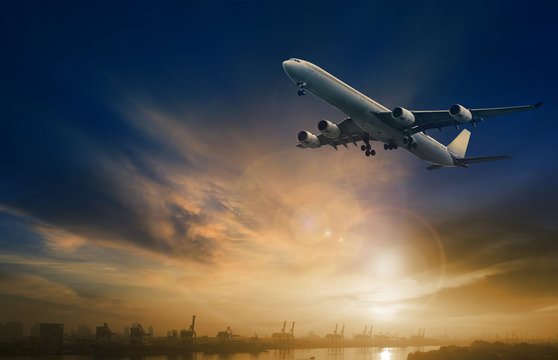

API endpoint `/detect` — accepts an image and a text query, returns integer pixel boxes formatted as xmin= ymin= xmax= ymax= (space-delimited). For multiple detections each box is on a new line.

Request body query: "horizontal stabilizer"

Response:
xmin=426 ymin=164 xmax=443 ymax=171
xmin=458 ymin=155 xmax=511 ymax=165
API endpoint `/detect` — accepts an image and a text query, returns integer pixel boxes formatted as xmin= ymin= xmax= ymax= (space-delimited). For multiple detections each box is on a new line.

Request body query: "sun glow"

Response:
xmin=380 ymin=348 xmax=392 ymax=360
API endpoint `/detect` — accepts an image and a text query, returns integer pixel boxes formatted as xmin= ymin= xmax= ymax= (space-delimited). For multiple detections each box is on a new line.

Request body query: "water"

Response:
xmin=6 ymin=347 xmax=439 ymax=360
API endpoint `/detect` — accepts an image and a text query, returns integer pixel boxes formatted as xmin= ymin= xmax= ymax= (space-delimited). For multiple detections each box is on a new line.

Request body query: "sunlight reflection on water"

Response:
xmin=138 ymin=347 xmax=439 ymax=360
xmin=17 ymin=347 xmax=439 ymax=360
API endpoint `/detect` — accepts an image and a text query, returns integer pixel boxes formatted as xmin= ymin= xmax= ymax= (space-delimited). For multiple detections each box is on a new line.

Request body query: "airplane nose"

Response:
xmin=282 ymin=60 xmax=292 ymax=72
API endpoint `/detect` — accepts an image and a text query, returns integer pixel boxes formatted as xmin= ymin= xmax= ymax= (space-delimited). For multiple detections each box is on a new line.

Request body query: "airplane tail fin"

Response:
xmin=447 ymin=129 xmax=471 ymax=158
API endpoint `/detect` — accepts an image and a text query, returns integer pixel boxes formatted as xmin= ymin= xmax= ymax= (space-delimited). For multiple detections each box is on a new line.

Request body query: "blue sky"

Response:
xmin=1 ymin=1 xmax=557 ymax=338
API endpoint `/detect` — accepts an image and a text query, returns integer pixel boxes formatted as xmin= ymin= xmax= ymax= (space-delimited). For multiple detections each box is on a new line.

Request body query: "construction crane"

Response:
xmin=95 ymin=323 xmax=115 ymax=344
xmin=180 ymin=315 xmax=196 ymax=340
xmin=129 ymin=323 xmax=147 ymax=346
xmin=354 ymin=325 xmax=372 ymax=343
xmin=272 ymin=321 xmax=295 ymax=342
xmin=217 ymin=326 xmax=233 ymax=342
xmin=325 ymin=324 xmax=344 ymax=342
xmin=288 ymin=321 xmax=295 ymax=340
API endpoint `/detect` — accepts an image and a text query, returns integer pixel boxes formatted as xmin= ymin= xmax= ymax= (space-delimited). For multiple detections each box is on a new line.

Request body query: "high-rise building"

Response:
xmin=5 ymin=321 xmax=23 ymax=340
xmin=30 ymin=323 xmax=40 ymax=337
xmin=96 ymin=323 xmax=113 ymax=344
xmin=40 ymin=323 xmax=64 ymax=350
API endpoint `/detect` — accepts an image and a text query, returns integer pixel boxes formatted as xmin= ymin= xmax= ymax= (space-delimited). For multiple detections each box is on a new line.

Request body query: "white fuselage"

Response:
xmin=282 ymin=59 xmax=456 ymax=167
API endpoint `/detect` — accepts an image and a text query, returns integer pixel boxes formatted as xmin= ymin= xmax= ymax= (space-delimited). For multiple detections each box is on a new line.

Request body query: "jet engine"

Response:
xmin=449 ymin=104 xmax=473 ymax=123
xmin=297 ymin=131 xmax=320 ymax=148
xmin=391 ymin=107 xmax=415 ymax=126
xmin=317 ymin=120 xmax=341 ymax=138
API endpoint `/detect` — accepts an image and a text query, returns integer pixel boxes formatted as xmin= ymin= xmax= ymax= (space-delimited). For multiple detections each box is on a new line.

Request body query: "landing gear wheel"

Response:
xmin=297 ymin=89 xmax=306 ymax=96
xmin=365 ymin=150 xmax=370 ymax=156
xmin=384 ymin=144 xmax=389 ymax=150
xmin=370 ymin=149 xmax=376 ymax=156
xmin=393 ymin=144 xmax=398 ymax=150
xmin=361 ymin=145 xmax=366 ymax=151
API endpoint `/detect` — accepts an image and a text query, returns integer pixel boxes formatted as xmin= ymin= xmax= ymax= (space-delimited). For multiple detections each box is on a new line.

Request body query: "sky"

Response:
xmin=1 ymin=1 xmax=558 ymax=339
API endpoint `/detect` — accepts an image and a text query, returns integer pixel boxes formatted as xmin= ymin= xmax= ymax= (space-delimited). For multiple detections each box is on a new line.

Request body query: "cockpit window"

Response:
xmin=292 ymin=59 xmax=300 ymax=63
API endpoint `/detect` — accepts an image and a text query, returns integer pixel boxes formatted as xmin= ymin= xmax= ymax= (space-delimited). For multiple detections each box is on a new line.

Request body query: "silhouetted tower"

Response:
xmin=40 ymin=323 xmax=64 ymax=351
xmin=130 ymin=324 xmax=146 ymax=346
xmin=5 ymin=322 xmax=23 ymax=340
xmin=217 ymin=326 xmax=233 ymax=342
xmin=354 ymin=325 xmax=372 ymax=344
xmin=96 ymin=323 xmax=115 ymax=344
xmin=180 ymin=315 xmax=197 ymax=341
xmin=326 ymin=324 xmax=343 ymax=343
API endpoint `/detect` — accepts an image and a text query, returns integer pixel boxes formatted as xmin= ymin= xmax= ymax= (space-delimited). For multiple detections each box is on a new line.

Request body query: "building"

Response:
xmin=40 ymin=323 xmax=64 ymax=350
xmin=30 ymin=323 xmax=40 ymax=338
xmin=5 ymin=321 xmax=23 ymax=340
xmin=130 ymin=324 xmax=146 ymax=346
xmin=96 ymin=323 xmax=114 ymax=344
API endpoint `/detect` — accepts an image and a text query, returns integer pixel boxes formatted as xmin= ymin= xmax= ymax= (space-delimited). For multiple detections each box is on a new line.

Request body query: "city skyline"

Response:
xmin=1 ymin=1 xmax=558 ymax=340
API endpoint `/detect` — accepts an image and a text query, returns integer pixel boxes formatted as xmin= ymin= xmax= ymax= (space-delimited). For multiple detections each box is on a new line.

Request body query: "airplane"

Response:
xmin=282 ymin=58 xmax=542 ymax=170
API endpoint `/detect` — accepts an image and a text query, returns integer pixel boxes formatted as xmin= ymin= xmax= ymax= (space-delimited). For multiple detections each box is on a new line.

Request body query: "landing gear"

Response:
xmin=384 ymin=142 xmax=398 ymax=150
xmin=296 ymin=81 xmax=307 ymax=96
xmin=361 ymin=133 xmax=375 ymax=157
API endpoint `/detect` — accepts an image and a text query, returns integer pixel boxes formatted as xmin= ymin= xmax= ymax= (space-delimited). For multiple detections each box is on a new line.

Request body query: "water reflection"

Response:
xmin=25 ymin=347 xmax=437 ymax=360
xmin=380 ymin=348 xmax=391 ymax=360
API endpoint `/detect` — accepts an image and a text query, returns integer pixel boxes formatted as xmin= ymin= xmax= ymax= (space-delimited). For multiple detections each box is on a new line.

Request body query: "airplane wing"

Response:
xmin=374 ymin=102 xmax=542 ymax=135
xmin=297 ymin=118 xmax=376 ymax=149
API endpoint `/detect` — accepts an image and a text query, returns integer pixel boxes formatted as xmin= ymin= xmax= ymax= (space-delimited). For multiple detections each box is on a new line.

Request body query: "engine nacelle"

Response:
xmin=449 ymin=104 xmax=473 ymax=123
xmin=391 ymin=107 xmax=415 ymax=126
xmin=297 ymin=130 xmax=320 ymax=148
xmin=317 ymin=120 xmax=341 ymax=138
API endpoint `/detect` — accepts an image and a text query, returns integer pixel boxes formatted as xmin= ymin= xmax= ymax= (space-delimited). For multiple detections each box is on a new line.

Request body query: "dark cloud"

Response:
xmin=411 ymin=260 xmax=558 ymax=318
xmin=0 ymin=120 xmax=221 ymax=262
xmin=427 ymin=176 xmax=558 ymax=271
